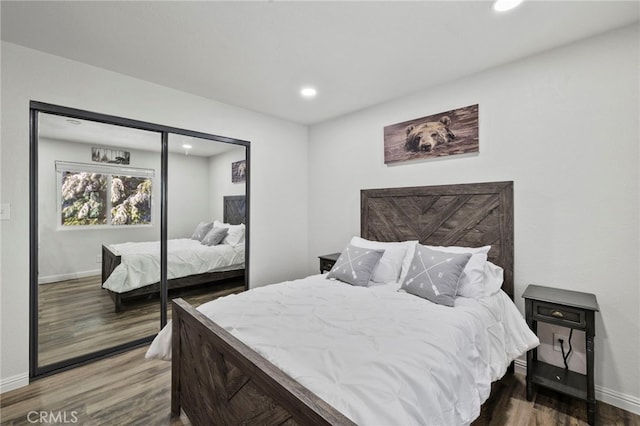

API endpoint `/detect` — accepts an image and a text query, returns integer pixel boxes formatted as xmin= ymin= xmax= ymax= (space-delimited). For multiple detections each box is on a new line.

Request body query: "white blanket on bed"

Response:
xmin=102 ymin=239 xmax=244 ymax=293
xmin=147 ymin=275 xmax=538 ymax=425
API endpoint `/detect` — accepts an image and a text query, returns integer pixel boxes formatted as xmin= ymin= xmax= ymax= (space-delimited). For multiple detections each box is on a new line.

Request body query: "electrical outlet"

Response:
xmin=553 ymin=333 xmax=568 ymax=352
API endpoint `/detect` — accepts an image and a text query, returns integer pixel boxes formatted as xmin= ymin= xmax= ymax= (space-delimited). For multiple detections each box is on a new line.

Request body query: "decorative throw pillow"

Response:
xmin=326 ymin=244 xmax=385 ymax=287
xmin=350 ymin=236 xmax=412 ymax=284
xmin=201 ymin=227 xmax=228 ymax=246
xmin=400 ymin=245 xmax=472 ymax=306
xmin=191 ymin=222 xmax=213 ymax=241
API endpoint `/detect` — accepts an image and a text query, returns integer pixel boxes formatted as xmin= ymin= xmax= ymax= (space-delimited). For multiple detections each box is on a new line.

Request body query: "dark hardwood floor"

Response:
xmin=2 ymin=348 xmax=638 ymax=425
xmin=474 ymin=373 xmax=640 ymax=426
xmin=37 ymin=275 xmax=244 ymax=366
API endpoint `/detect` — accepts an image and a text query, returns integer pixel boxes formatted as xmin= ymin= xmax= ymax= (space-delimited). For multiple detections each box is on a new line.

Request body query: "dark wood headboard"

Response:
xmin=223 ymin=195 xmax=246 ymax=225
xmin=361 ymin=181 xmax=514 ymax=298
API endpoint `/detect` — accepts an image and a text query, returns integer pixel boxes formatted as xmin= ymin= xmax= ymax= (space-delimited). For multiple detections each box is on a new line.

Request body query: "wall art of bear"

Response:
xmin=383 ymin=104 xmax=478 ymax=164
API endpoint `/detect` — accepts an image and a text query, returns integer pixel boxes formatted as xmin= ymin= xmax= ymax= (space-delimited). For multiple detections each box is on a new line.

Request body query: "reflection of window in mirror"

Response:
xmin=56 ymin=161 xmax=154 ymax=228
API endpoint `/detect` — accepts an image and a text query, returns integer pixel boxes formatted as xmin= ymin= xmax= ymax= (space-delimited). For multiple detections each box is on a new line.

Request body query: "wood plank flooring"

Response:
xmin=2 ymin=346 xmax=638 ymax=425
xmin=474 ymin=374 xmax=640 ymax=426
xmin=37 ymin=276 xmax=244 ymax=366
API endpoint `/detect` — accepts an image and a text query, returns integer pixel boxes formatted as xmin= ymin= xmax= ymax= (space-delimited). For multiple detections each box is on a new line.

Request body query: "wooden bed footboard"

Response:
xmin=171 ymin=298 xmax=355 ymax=426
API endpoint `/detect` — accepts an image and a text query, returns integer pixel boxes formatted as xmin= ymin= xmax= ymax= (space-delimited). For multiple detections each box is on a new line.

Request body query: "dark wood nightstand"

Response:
xmin=318 ymin=253 xmax=340 ymax=274
xmin=522 ymin=284 xmax=599 ymax=425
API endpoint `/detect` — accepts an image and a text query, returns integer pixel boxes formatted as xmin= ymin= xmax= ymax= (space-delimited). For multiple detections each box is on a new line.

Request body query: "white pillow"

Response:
xmin=425 ymin=245 xmax=491 ymax=299
xmin=350 ymin=237 xmax=411 ymax=284
xmin=483 ymin=261 xmax=504 ymax=297
xmin=214 ymin=221 xmax=245 ymax=246
xmin=398 ymin=241 xmax=419 ymax=285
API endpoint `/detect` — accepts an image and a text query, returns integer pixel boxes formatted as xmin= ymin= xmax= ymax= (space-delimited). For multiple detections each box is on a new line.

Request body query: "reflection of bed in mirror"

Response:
xmin=101 ymin=195 xmax=246 ymax=312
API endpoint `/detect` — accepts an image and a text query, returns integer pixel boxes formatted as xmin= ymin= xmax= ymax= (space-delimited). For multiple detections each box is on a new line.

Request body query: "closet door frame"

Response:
xmin=29 ymin=101 xmax=250 ymax=378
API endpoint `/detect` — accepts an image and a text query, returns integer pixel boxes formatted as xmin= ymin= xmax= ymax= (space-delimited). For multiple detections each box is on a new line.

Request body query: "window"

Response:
xmin=57 ymin=161 xmax=154 ymax=228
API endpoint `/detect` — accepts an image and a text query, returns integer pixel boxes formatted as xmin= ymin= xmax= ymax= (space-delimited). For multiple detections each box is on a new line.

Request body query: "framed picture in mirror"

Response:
xmin=92 ymin=146 xmax=131 ymax=164
xmin=232 ymin=159 xmax=246 ymax=183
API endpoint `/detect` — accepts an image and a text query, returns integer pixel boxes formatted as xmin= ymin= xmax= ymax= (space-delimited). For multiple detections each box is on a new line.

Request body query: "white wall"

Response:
xmin=167 ymin=151 xmax=212 ymax=240
xmin=308 ymin=25 xmax=639 ymax=412
xmin=0 ymin=41 xmax=309 ymax=390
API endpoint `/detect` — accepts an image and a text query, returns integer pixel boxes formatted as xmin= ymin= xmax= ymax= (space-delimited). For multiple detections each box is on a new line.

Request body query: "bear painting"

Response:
xmin=404 ymin=116 xmax=456 ymax=153
xmin=383 ymin=104 xmax=478 ymax=164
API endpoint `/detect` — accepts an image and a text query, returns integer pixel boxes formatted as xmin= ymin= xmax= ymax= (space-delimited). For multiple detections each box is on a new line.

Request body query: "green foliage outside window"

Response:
xmin=61 ymin=172 xmax=107 ymax=226
xmin=111 ymin=176 xmax=152 ymax=225
xmin=60 ymin=171 xmax=152 ymax=227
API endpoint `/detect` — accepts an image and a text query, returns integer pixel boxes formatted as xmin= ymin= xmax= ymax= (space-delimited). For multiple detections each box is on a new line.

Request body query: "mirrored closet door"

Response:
xmin=30 ymin=102 xmax=249 ymax=377
xmin=165 ymin=134 xmax=248 ymax=320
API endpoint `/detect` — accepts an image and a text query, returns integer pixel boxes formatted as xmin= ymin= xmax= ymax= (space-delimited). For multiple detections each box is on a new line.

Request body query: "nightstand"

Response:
xmin=318 ymin=252 xmax=340 ymax=274
xmin=522 ymin=284 xmax=599 ymax=425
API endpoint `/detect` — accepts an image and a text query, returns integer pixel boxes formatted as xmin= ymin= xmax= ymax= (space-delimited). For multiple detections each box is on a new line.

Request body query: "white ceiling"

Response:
xmin=2 ymin=1 xmax=639 ymax=125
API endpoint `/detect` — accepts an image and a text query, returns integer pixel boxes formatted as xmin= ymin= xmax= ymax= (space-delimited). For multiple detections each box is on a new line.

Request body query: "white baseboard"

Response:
xmin=38 ymin=269 xmax=100 ymax=284
xmin=514 ymin=358 xmax=527 ymax=375
xmin=512 ymin=359 xmax=640 ymax=415
xmin=0 ymin=372 xmax=28 ymax=394
xmin=596 ymin=385 xmax=640 ymax=415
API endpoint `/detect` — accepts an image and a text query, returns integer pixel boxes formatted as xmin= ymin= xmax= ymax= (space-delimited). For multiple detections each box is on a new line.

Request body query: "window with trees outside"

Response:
xmin=57 ymin=161 xmax=154 ymax=228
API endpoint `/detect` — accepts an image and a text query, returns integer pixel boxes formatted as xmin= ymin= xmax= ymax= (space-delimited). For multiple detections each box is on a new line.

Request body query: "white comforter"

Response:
xmin=147 ymin=275 xmax=538 ymax=425
xmin=102 ymin=239 xmax=244 ymax=293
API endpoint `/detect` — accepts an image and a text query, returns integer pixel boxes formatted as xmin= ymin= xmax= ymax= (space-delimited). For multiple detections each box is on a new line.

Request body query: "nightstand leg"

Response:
xmin=526 ymin=346 xmax=534 ymax=401
xmin=587 ymin=400 xmax=596 ymax=426
xmin=525 ymin=303 xmax=535 ymax=402
xmin=586 ymin=312 xmax=596 ymax=425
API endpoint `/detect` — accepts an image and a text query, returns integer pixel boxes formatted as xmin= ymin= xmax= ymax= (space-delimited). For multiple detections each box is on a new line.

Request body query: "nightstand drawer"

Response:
xmin=320 ymin=258 xmax=336 ymax=273
xmin=532 ymin=301 xmax=586 ymax=328
xmin=318 ymin=252 xmax=341 ymax=274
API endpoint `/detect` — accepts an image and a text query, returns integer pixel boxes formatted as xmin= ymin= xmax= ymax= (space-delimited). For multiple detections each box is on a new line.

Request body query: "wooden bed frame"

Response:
xmin=102 ymin=195 xmax=246 ymax=313
xmin=170 ymin=182 xmax=514 ymax=425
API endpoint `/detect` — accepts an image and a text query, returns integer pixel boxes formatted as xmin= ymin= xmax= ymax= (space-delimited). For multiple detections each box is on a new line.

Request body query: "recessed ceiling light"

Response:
xmin=300 ymin=87 xmax=317 ymax=98
xmin=493 ymin=0 xmax=523 ymax=12
xmin=66 ymin=119 xmax=82 ymax=125
xmin=182 ymin=144 xmax=192 ymax=150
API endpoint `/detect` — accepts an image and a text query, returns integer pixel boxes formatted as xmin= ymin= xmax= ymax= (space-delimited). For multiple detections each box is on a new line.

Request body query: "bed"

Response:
xmin=101 ymin=195 xmax=246 ymax=312
xmin=150 ymin=182 xmax=537 ymax=425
